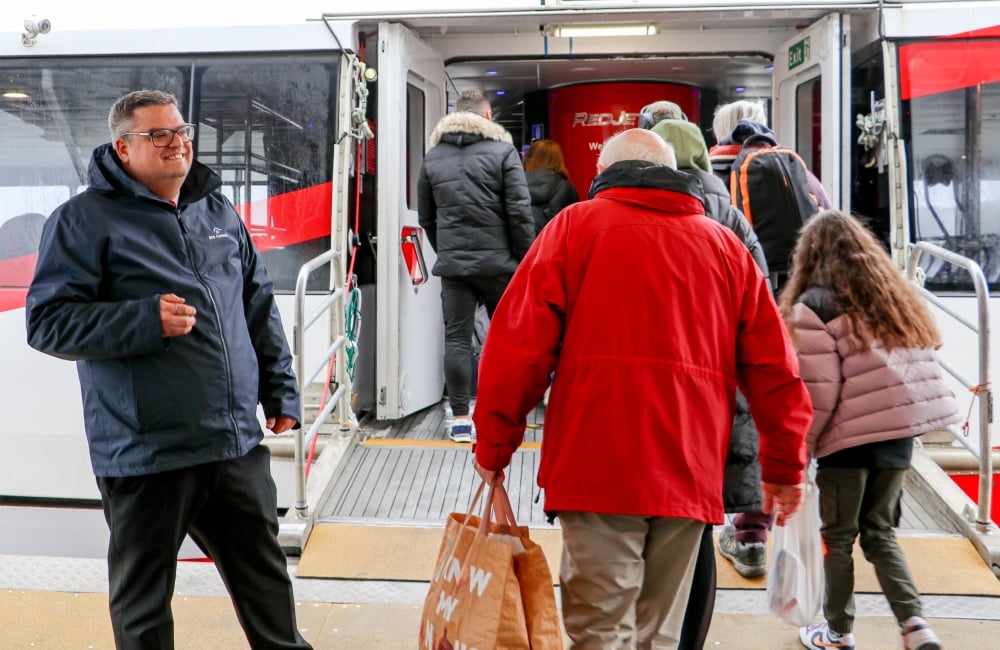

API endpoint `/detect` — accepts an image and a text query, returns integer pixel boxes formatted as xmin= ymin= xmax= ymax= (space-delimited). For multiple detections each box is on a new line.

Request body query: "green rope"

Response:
xmin=344 ymin=283 xmax=362 ymax=382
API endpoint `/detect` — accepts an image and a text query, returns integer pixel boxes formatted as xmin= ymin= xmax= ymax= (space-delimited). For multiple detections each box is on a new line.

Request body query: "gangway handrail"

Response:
xmin=907 ymin=241 xmax=993 ymax=532
xmin=290 ymin=247 xmax=356 ymax=518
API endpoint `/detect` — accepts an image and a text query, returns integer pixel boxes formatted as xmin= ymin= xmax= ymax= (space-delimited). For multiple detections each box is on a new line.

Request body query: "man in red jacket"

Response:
xmin=473 ymin=128 xmax=812 ymax=648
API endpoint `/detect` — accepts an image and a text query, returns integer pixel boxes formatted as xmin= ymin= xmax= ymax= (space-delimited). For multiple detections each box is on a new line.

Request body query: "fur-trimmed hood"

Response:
xmin=429 ymin=111 xmax=513 ymax=148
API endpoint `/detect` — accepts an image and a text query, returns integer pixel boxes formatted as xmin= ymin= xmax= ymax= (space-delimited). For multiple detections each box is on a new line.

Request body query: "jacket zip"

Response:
xmin=175 ymin=208 xmax=242 ymax=452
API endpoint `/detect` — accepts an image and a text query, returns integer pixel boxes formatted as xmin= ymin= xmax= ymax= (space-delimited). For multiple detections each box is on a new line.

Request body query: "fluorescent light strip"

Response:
xmin=551 ymin=24 xmax=659 ymax=38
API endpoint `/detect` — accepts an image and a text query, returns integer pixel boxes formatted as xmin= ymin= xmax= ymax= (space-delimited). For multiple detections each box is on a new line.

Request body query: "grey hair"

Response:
xmin=598 ymin=129 xmax=677 ymax=170
xmin=108 ymin=90 xmax=180 ymax=140
xmin=454 ymin=89 xmax=491 ymax=116
xmin=712 ymin=100 xmax=768 ymax=140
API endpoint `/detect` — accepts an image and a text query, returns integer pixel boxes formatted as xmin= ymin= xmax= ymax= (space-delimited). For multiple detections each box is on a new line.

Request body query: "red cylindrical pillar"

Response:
xmin=547 ymin=82 xmax=702 ymax=200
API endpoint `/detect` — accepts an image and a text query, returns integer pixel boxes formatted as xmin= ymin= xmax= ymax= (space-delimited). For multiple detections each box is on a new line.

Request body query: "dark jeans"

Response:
xmin=817 ymin=466 xmax=923 ymax=634
xmin=97 ymin=445 xmax=311 ymax=650
xmin=440 ymin=274 xmax=510 ymax=416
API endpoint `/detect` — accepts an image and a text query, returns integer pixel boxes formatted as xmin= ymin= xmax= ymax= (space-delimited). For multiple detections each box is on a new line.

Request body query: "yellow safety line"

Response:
xmin=362 ymin=438 xmax=542 ymax=450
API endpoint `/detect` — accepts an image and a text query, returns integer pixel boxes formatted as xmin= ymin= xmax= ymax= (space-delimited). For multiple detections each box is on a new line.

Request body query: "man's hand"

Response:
xmin=266 ymin=416 xmax=297 ymax=435
xmin=160 ymin=293 xmax=196 ymax=337
xmin=762 ymin=481 xmax=804 ymax=526
xmin=473 ymin=457 xmax=505 ymax=484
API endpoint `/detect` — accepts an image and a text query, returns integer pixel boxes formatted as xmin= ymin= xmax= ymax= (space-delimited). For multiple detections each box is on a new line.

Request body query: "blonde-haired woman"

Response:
xmin=780 ymin=210 xmax=959 ymax=650
xmin=523 ymin=139 xmax=578 ymax=236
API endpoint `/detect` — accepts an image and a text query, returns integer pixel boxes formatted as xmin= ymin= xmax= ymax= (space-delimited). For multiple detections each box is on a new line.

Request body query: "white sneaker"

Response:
xmin=447 ymin=420 xmax=474 ymax=443
xmin=800 ymin=622 xmax=855 ymax=650
xmin=901 ymin=616 xmax=941 ymax=650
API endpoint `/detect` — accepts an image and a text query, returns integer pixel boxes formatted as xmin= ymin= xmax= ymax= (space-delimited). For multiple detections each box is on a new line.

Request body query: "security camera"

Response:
xmin=24 ymin=17 xmax=51 ymax=35
xmin=21 ymin=16 xmax=51 ymax=47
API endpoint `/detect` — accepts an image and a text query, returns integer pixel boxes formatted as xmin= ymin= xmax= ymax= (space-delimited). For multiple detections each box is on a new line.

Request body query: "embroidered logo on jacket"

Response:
xmin=208 ymin=227 xmax=230 ymax=241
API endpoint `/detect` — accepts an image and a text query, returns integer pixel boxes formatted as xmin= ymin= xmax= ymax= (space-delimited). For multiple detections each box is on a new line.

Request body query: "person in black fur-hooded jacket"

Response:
xmin=417 ymin=89 xmax=535 ymax=442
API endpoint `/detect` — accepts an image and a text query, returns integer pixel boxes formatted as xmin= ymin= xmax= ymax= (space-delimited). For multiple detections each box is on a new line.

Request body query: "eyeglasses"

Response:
xmin=120 ymin=124 xmax=196 ymax=147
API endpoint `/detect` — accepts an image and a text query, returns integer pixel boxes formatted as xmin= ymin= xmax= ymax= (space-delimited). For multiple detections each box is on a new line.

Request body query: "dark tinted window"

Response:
xmin=0 ymin=55 xmax=339 ymax=292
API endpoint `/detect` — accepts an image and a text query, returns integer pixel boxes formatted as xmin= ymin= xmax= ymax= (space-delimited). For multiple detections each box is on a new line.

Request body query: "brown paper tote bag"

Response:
xmin=419 ymin=479 xmax=563 ymax=650
xmin=493 ymin=482 xmax=563 ymax=649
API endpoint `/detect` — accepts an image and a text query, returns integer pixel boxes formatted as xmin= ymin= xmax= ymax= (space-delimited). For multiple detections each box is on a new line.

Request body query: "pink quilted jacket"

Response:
xmin=791 ymin=302 xmax=961 ymax=458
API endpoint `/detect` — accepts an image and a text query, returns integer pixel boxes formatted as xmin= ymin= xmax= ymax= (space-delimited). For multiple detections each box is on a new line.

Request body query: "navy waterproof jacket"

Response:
xmin=26 ymin=144 xmax=300 ymax=477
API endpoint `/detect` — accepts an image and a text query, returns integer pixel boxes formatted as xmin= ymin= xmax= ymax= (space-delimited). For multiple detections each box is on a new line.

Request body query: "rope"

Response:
xmin=960 ymin=381 xmax=991 ymax=437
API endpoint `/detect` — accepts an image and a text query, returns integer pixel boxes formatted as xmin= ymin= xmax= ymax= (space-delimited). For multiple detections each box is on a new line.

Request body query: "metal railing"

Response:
xmin=290 ymin=248 xmax=356 ymax=518
xmin=907 ymin=241 xmax=994 ymax=532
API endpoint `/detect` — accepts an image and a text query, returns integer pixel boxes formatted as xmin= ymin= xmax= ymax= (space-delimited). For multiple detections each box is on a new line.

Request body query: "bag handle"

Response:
xmin=433 ymin=478 xmax=496 ymax=582
xmin=475 ymin=477 xmax=520 ymax=535
xmin=491 ymin=481 xmax=520 ymax=529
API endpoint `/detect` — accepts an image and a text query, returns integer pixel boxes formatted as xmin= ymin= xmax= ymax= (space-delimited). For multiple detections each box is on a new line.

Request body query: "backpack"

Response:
xmin=729 ymin=135 xmax=819 ymax=274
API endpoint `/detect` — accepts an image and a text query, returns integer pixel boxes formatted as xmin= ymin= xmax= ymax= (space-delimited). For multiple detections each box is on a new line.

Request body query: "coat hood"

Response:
xmin=718 ymin=119 xmax=778 ymax=147
xmin=649 ymin=119 xmax=713 ymax=173
xmin=428 ymin=111 xmax=514 ymax=148
xmin=588 ymin=159 xmax=705 ymax=204
xmin=526 ymin=167 xmax=566 ymax=204
xmin=88 ymin=142 xmax=222 ymax=207
xmin=639 ymin=100 xmax=688 ymax=128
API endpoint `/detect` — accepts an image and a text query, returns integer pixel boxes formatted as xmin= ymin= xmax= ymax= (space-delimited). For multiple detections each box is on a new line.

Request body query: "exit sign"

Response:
xmin=788 ymin=36 xmax=811 ymax=70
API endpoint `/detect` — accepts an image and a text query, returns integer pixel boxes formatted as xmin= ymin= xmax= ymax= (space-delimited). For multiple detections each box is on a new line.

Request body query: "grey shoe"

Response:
xmin=719 ymin=525 xmax=767 ymax=578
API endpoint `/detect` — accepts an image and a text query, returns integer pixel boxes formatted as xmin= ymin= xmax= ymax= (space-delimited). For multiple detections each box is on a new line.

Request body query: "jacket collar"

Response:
xmin=588 ymin=160 xmax=705 ymax=210
xmin=429 ymin=111 xmax=513 ymax=147
xmin=88 ymin=143 xmax=222 ymax=208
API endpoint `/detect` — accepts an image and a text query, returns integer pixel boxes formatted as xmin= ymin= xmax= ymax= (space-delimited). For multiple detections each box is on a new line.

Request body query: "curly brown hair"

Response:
xmin=777 ymin=209 xmax=941 ymax=350
xmin=523 ymin=139 xmax=572 ymax=181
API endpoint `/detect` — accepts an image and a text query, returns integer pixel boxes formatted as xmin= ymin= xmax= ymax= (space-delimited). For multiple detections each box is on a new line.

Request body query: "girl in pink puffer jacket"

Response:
xmin=777 ymin=210 xmax=959 ymax=650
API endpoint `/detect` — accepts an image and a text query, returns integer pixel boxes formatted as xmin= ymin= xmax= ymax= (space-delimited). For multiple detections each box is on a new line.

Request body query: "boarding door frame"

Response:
xmin=375 ymin=22 xmax=446 ymax=420
xmin=772 ymin=12 xmax=852 ymax=210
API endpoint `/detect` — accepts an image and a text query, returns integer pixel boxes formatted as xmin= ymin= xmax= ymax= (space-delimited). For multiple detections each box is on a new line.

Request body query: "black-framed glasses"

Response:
xmin=120 ymin=124 xmax=196 ymax=147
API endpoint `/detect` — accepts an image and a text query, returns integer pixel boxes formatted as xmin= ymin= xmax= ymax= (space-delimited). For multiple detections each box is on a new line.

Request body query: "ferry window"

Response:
xmin=0 ymin=64 xmax=186 ymax=286
xmin=795 ymin=77 xmax=822 ymax=176
xmin=901 ymin=38 xmax=1000 ymax=291
xmin=406 ymin=82 xmax=426 ymax=210
xmin=196 ymin=56 xmax=338 ymax=292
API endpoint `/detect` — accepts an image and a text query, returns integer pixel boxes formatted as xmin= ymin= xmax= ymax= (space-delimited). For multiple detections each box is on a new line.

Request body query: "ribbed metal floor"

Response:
xmin=317 ymin=444 xmax=547 ymax=525
xmin=319 ymin=401 xmax=959 ymax=534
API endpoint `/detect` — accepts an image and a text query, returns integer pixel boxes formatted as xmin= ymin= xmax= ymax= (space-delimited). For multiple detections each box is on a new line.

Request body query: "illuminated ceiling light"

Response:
xmin=496 ymin=90 xmax=506 ymax=96
xmin=548 ymin=23 xmax=659 ymax=38
xmin=2 ymin=90 xmax=29 ymax=99
xmin=734 ymin=86 xmax=746 ymax=93
xmin=486 ymin=70 xmax=498 ymax=76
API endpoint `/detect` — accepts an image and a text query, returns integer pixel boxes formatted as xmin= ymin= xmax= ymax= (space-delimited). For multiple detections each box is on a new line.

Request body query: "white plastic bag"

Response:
xmin=766 ymin=463 xmax=825 ymax=627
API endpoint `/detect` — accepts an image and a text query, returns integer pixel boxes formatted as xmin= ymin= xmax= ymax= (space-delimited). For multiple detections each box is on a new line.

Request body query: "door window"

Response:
xmin=901 ymin=38 xmax=1000 ymax=290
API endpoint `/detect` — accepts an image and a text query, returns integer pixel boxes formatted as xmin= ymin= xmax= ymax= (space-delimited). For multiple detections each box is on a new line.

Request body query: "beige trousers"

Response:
xmin=558 ymin=512 xmax=704 ymax=650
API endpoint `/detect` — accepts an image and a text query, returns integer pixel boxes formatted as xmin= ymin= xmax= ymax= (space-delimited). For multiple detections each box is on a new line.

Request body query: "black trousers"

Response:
xmin=440 ymin=273 xmax=510 ymax=416
xmin=678 ymin=524 xmax=717 ymax=650
xmin=97 ymin=444 xmax=311 ymax=650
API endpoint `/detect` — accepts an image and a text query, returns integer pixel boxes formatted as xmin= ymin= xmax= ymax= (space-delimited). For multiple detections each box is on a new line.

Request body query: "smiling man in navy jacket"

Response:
xmin=26 ymin=89 xmax=310 ymax=650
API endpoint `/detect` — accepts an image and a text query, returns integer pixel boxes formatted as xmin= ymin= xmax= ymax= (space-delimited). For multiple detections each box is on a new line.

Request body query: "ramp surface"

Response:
xmin=299 ymin=524 xmax=1000 ymax=597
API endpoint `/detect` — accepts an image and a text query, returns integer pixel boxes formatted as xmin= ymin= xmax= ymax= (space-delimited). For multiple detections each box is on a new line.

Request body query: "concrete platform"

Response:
xmin=3 ymin=587 xmax=1000 ymax=649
